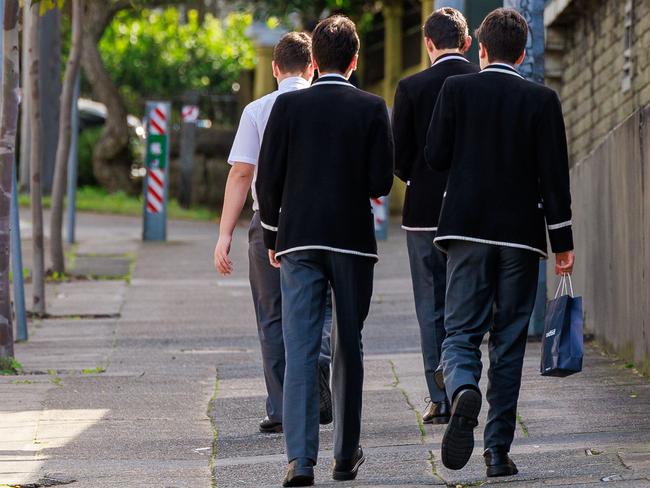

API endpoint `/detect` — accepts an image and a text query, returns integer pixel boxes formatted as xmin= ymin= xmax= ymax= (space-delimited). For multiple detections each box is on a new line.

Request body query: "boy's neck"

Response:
xmin=488 ymin=59 xmax=516 ymax=68
xmin=319 ymin=70 xmax=349 ymax=79
xmin=429 ymin=48 xmax=464 ymax=64
xmin=276 ymin=72 xmax=309 ymax=84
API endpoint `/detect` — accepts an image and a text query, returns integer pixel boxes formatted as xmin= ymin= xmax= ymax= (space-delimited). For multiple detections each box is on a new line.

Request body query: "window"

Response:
xmin=622 ymin=0 xmax=634 ymax=93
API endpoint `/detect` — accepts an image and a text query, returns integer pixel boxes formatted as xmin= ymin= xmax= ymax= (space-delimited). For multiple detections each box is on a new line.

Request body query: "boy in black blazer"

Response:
xmin=256 ymin=15 xmax=394 ymax=487
xmin=392 ymin=7 xmax=479 ymax=426
xmin=425 ymin=8 xmax=575 ymax=477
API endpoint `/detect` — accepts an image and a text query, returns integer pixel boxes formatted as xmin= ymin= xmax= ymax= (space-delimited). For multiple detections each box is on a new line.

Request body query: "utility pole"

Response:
xmin=179 ymin=101 xmax=199 ymax=209
xmin=39 ymin=7 xmax=61 ymax=195
xmin=66 ymin=73 xmax=80 ymax=244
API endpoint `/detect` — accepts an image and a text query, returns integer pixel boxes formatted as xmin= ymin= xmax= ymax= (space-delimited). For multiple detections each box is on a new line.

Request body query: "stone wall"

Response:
xmin=546 ymin=0 xmax=650 ymax=165
xmin=167 ymin=127 xmax=239 ymax=210
xmin=567 ymin=103 xmax=649 ymax=374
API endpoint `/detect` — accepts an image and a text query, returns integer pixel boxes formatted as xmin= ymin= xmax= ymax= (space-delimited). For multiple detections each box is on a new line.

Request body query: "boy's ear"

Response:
xmin=347 ymin=54 xmax=359 ymax=74
xmin=304 ymin=62 xmax=315 ymax=80
xmin=272 ymin=60 xmax=281 ymax=79
xmin=478 ymin=42 xmax=488 ymax=61
xmin=462 ymin=35 xmax=472 ymax=53
xmin=515 ymin=49 xmax=526 ymax=66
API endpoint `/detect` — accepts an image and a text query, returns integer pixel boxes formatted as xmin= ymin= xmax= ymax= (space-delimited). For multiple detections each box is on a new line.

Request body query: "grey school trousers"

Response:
xmin=441 ymin=240 xmax=538 ymax=451
xmin=248 ymin=212 xmax=332 ymax=423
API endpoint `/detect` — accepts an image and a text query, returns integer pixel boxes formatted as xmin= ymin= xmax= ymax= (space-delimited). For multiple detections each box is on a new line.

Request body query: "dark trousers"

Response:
xmin=441 ymin=240 xmax=538 ymax=451
xmin=280 ymin=250 xmax=374 ymax=463
xmin=248 ymin=213 xmax=332 ymax=423
xmin=406 ymin=231 xmax=447 ymax=402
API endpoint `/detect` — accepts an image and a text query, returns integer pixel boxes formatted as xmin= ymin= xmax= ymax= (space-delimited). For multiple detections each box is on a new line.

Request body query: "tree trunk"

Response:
xmin=28 ymin=5 xmax=45 ymax=316
xmin=81 ymin=0 xmax=134 ymax=193
xmin=18 ymin=5 xmax=30 ymax=192
xmin=50 ymin=0 xmax=83 ymax=274
xmin=0 ymin=0 xmax=20 ymax=360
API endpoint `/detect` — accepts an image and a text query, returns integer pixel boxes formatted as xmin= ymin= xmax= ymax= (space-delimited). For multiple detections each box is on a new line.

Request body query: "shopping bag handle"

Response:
xmin=554 ymin=274 xmax=574 ymax=299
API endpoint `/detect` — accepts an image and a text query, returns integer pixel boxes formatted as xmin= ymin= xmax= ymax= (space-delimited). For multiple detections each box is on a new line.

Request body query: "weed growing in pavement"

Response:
xmin=12 ymin=379 xmax=33 ymax=384
xmin=81 ymin=365 xmax=106 ymax=375
xmin=0 ymin=357 xmax=23 ymax=375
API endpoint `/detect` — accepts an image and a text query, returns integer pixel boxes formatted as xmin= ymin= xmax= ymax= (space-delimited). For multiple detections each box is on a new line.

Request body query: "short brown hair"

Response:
xmin=423 ymin=7 xmax=468 ymax=50
xmin=312 ymin=15 xmax=360 ymax=73
xmin=475 ymin=8 xmax=528 ymax=64
xmin=273 ymin=32 xmax=312 ymax=74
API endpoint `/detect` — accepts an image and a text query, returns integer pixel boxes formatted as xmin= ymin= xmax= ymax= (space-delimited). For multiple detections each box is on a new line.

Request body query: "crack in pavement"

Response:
xmin=389 ymin=359 xmax=449 ymax=486
xmin=207 ymin=369 xmax=220 ymax=488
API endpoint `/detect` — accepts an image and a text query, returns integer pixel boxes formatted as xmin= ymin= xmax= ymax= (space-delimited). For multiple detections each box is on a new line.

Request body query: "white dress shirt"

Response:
xmin=228 ymin=76 xmax=311 ymax=211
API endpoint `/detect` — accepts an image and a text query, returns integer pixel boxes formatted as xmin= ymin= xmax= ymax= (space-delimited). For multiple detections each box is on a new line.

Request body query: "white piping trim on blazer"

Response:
xmin=402 ymin=226 xmax=438 ymax=232
xmin=431 ymin=55 xmax=469 ymax=67
xmin=313 ymin=81 xmax=357 ymax=88
xmin=260 ymin=221 xmax=278 ymax=232
xmin=313 ymin=73 xmax=356 ymax=88
xmin=480 ymin=64 xmax=525 ymax=79
xmin=434 ymin=235 xmax=548 ymax=258
xmin=275 ymin=245 xmax=378 ymax=260
xmin=547 ymin=220 xmax=572 ymax=230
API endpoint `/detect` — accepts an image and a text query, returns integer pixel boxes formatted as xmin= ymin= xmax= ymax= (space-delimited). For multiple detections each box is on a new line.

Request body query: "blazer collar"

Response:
xmin=481 ymin=63 xmax=524 ymax=79
xmin=313 ymin=73 xmax=355 ymax=87
xmin=431 ymin=53 xmax=469 ymax=67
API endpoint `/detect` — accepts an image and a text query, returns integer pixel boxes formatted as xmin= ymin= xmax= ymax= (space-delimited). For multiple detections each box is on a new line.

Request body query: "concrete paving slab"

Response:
xmin=3 ymin=215 xmax=650 ymax=487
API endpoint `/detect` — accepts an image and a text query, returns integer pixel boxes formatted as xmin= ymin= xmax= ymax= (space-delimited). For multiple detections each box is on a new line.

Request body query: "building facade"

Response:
xmin=545 ymin=0 xmax=650 ymax=374
xmin=545 ymin=0 xmax=650 ymax=165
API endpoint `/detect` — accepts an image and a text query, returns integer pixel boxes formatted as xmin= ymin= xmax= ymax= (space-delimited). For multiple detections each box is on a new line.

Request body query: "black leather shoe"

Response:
xmin=319 ymin=365 xmax=333 ymax=425
xmin=484 ymin=448 xmax=518 ymax=477
xmin=434 ymin=366 xmax=445 ymax=391
xmin=423 ymin=400 xmax=450 ymax=425
xmin=259 ymin=416 xmax=282 ymax=434
xmin=283 ymin=458 xmax=314 ymax=487
xmin=441 ymin=388 xmax=481 ymax=470
xmin=333 ymin=446 xmax=365 ymax=481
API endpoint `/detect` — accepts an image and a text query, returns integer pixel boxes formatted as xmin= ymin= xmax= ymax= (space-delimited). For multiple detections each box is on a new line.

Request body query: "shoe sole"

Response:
xmin=332 ymin=454 xmax=366 ymax=481
xmin=282 ymin=474 xmax=314 ymax=487
xmin=441 ymin=389 xmax=481 ymax=470
xmin=487 ymin=464 xmax=518 ymax=477
xmin=259 ymin=424 xmax=283 ymax=434
xmin=319 ymin=366 xmax=333 ymax=425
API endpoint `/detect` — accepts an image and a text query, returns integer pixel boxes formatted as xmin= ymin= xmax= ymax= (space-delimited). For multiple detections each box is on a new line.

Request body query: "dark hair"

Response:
xmin=475 ymin=8 xmax=528 ymax=64
xmin=312 ymin=15 xmax=360 ymax=73
xmin=423 ymin=7 xmax=468 ymax=50
xmin=273 ymin=32 xmax=312 ymax=74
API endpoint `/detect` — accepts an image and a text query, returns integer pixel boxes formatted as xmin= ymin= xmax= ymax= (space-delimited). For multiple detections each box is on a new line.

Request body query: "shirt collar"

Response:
xmin=431 ymin=53 xmax=469 ymax=67
xmin=481 ymin=63 xmax=524 ymax=79
xmin=278 ymin=76 xmax=311 ymax=93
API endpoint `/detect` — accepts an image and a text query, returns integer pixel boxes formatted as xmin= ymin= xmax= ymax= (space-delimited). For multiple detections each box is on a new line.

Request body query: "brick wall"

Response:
xmin=547 ymin=0 xmax=650 ymax=165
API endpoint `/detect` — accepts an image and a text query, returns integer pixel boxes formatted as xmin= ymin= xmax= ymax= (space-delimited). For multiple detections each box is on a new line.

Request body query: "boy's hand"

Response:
xmin=269 ymin=250 xmax=280 ymax=269
xmin=555 ymin=250 xmax=575 ymax=276
xmin=214 ymin=235 xmax=233 ymax=275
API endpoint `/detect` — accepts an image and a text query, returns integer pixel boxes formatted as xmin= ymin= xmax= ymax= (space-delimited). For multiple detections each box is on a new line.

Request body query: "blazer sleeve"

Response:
xmin=424 ymin=79 xmax=455 ymax=171
xmin=368 ymin=101 xmax=395 ymax=198
xmin=255 ymin=96 xmax=288 ymax=251
xmin=536 ymin=92 xmax=574 ymax=253
xmin=392 ymin=81 xmax=416 ymax=182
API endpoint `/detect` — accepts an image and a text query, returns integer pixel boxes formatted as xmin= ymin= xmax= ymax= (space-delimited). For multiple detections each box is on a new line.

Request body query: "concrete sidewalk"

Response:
xmin=1 ymin=213 xmax=650 ymax=487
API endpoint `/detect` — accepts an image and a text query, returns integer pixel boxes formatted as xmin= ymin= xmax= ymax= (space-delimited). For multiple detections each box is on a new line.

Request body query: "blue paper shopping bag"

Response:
xmin=541 ymin=275 xmax=584 ymax=377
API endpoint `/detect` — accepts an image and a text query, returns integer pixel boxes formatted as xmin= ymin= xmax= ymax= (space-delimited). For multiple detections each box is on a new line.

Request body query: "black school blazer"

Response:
xmin=392 ymin=54 xmax=480 ymax=231
xmin=425 ymin=63 xmax=573 ymax=257
xmin=256 ymin=74 xmax=394 ymax=260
